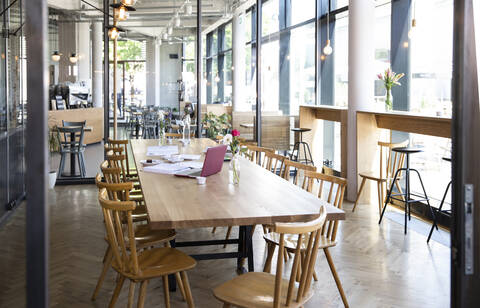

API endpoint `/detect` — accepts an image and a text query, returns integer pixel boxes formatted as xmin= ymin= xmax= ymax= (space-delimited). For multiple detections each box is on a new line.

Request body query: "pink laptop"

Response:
xmin=174 ymin=145 xmax=228 ymax=178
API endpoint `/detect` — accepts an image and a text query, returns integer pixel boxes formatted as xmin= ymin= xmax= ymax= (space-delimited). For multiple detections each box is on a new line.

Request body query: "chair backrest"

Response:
xmin=282 ymin=159 xmax=317 ymax=185
xmin=107 ymin=139 xmax=135 ymax=177
xmin=57 ymin=126 xmax=85 ymax=152
xmin=262 ymin=151 xmax=287 ymax=176
xmin=62 ymin=120 xmax=86 ymax=127
xmin=271 ymin=206 xmax=327 ymax=307
xmin=98 ymin=188 xmax=140 ymax=276
xmin=378 ymin=140 xmax=409 ymax=181
xmin=303 ymin=170 xmax=347 ymax=243
xmin=95 ymin=173 xmax=133 ymax=202
xmin=101 ymin=160 xmax=124 ymax=184
xmin=244 ymin=144 xmax=274 ymax=165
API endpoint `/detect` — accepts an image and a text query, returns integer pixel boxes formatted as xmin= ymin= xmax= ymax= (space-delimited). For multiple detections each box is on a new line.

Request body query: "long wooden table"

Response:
xmin=131 ymin=138 xmax=345 ymax=274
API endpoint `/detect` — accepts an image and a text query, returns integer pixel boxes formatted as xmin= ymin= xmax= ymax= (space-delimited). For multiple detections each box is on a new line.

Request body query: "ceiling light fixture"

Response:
xmin=51 ymin=51 xmax=61 ymax=62
xmin=110 ymin=3 xmax=136 ymax=21
xmin=121 ymin=0 xmax=137 ymax=6
xmin=185 ymin=0 xmax=193 ymax=15
xmin=323 ymin=0 xmax=333 ymax=56
xmin=69 ymin=53 xmax=78 ymax=63
xmin=167 ymin=26 xmax=173 ymax=35
xmin=108 ymin=26 xmax=120 ymax=40
xmin=174 ymin=14 xmax=181 ymax=27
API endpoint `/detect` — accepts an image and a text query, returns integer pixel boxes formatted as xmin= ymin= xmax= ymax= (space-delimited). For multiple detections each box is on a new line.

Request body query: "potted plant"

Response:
xmin=48 ymin=125 xmax=60 ymax=189
xmin=202 ymin=112 xmax=232 ymax=139
xmin=377 ymin=68 xmax=404 ymax=111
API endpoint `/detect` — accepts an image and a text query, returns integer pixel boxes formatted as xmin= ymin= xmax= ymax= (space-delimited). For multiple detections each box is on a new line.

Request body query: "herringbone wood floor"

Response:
xmin=0 ymin=185 xmax=450 ymax=307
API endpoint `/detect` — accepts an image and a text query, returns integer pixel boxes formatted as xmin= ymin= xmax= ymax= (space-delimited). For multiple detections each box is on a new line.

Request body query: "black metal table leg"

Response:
xmin=427 ymin=181 xmax=451 ymax=243
xmin=245 ymin=225 xmax=254 ymax=272
xmin=237 ymin=226 xmax=246 ymax=274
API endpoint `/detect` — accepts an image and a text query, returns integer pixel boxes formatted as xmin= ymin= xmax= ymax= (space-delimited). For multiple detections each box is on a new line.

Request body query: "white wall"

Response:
xmin=159 ymin=44 xmax=182 ymax=110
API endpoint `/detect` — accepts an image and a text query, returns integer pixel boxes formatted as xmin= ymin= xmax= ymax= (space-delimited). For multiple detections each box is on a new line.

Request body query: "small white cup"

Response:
xmin=196 ymin=177 xmax=206 ymax=185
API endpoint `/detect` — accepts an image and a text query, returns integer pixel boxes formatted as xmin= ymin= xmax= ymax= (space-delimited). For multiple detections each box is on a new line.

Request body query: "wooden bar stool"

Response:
xmin=379 ymin=146 xmax=437 ymax=235
xmin=353 ymin=140 xmax=408 ymax=216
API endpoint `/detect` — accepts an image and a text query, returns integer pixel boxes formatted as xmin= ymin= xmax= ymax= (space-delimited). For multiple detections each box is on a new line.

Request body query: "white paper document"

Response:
xmin=143 ymin=161 xmax=204 ymax=175
xmin=180 ymin=154 xmax=201 ymax=160
xmin=146 ymin=146 xmax=179 ymax=157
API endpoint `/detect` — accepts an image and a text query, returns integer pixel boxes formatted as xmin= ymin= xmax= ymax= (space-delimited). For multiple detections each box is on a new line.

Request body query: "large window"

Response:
xmin=290 ymin=0 xmax=315 ymax=25
xmin=262 ymin=0 xmax=279 ymax=36
xmin=204 ymin=22 xmax=233 ymax=105
xmin=333 ymin=11 xmax=348 ymax=107
xmin=410 ymin=0 xmax=453 ymax=117
xmin=373 ymin=1 xmax=392 ymax=110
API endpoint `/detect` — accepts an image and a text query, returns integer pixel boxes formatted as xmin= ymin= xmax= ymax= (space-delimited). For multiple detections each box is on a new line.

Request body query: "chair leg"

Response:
xmin=377 ymin=181 xmax=383 ymax=217
xmin=223 ymin=226 xmax=233 ymax=248
xmin=91 ymin=246 xmax=113 ymax=301
xmin=108 ymin=274 xmax=125 ymax=308
xmin=162 ymin=276 xmax=171 ymax=308
xmin=180 ymin=271 xmax=195 ymax=308
xmin=127 ymin=281 xmax=136 ymax=308
xmin=394 ymin=180 xmax=405 ymax=202
xmin=175 ymin=272 xmax=187 ymax=301
xmin=324 ymin=248 xmax=349 ymax=308
xmin=137 ymin=280 xmax=149 ymax=308
xmin=352 ymin=177 xmax=367 ymax=212
xmin=263 ymin=242 xmax=276 ymax=273
xmin=58 ymin=152 xmax=66 ymax=178
xmin=211 ymin=227 xmax=217 ymax=233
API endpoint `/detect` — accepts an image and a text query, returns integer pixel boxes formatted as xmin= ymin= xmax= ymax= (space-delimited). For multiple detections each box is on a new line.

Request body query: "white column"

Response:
xmin=155 ymin=42 xmax=161 ymax=106
xmin=232 ymin=12 xmax=246 ymax=111
xmin=146 ymin=38 xmax=156 ymax=106
xmin=77 ymin=22 xmax=91 ymax=82
xmin=347 ymin=0 xmax=375 ymax=201
xmin=92 ymin=22 xmax=103 ymax=107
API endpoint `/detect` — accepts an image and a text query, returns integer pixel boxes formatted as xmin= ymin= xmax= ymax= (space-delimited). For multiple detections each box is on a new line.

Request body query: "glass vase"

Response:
xmin=229 ymin=155 xmax=240 ymax=185
xmin=385 ymin=88 xmax=393 ymax=111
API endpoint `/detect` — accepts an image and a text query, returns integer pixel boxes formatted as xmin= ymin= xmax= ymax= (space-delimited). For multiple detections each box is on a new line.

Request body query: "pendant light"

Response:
xmin=162 ymin=32 xmax=169 ymax=40
xmin=108 ymin=26 xmax=120 ymax=40
xmin=69 ymin=53 xmax=78 ymax=63
xmin=51 ymin=51 xmax=61 ymax=62
xmin=121 ymin=0 xmax=137 ymax=5
xmin=114 ymin=5 xmax=129 ymax=21
xmin=167 ymin=25 xmax=173 ymax=35
xmin=185 ymin=0 xmax=193 ymax=16
xmin=323 ymin=0 xmax=333 ymax=56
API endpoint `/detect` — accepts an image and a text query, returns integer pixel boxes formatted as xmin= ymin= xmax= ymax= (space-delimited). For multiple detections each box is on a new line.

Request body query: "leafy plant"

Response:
xmin=48 ymin=126 xmax=60 ymax=172
xmin=202 ymin=112 xmax=232 ymax=139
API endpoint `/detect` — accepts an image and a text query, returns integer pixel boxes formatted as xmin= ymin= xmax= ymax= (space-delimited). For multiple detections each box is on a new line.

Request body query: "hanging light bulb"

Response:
xmin=323 ymin=40 xmax=333 ymax=55
xmin=114 ymin=5 xmax=129 ymax=21
xmin=69 ymin=53 xmax=78 ymax=63
xmin=185 ymin=0 xmax=193 ymax=15
xmin=323 ymin=0 xmax=333 ymax=56
xmin=108 ymin=27 xmax=120 ymax=40
xmin=51 ymin=51 xmax=61 ymax=62
xmin=162 ymin=32 xmax=169 ymax=40
xmin=167 ymin=26 xmax=173 ymax=35
xmin=174 ymin=14 xmax=181 ymax=27
xmin=121 ymin=0 xmax=137 ymax=5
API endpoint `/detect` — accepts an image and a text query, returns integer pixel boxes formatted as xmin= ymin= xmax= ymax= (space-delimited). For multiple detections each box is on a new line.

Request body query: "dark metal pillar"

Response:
xmin=103 ymin=0 xmax=110 ymax=145
xmin=255 ymin=0 xmax=262 ymax=146
xmin=25 ymin=0 xmax=49 ymax=307
xmin=196 ymin=0 xmax=202 ymax=137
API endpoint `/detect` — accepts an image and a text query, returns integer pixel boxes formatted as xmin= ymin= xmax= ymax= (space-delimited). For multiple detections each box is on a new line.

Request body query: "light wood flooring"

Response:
xmin=0 ymin=185 xmax=450 ymax=307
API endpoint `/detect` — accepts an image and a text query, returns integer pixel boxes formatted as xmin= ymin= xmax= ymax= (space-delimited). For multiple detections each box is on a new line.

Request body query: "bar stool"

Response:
xmin=379 ymin=146 xmax=436 ymax=234
xmin=290 ymin=128 xmax=314 ymax=166
xmin=427 ymin=157 xmax=451 ymax=243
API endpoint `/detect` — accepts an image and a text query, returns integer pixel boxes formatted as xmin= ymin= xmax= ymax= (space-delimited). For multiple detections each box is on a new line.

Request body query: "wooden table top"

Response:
xmin=131 ymin=138 xmax=345 ymax=230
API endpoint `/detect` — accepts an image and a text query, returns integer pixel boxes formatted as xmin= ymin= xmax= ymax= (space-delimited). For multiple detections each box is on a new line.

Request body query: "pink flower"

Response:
xmin=377 ymin=73 xmax=383 ymax=80
xmin=232 ymin=129 xmax=240 ymax=137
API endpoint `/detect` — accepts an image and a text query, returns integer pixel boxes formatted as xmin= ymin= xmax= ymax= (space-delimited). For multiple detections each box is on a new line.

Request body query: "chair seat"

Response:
xmin=291 ymin=128 xmax=311 ymax=133
xmin=358 ymin=171 xmax=386 ymax=182
xmin=213 ymin=272 xmax=312 ymax=308
xmin=264 ymin=232 xmax=336 ymax=250
xmin=392 ymin=146 xmax=423 ymax=154
xmin=113 ymin=247 xmax=196 ymax=280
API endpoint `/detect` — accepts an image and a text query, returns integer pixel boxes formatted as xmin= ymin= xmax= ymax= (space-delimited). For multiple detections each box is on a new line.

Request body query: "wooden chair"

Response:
xmin=91 ymin=176 xmax=181 ymax=302
xmin=243 ymin=144 xmax=274 ymax=165
xmin=282 ymin=159 xmax=317 ymax=184
xmin=263 ymin=171 xmax=349 ymax=307
xmin=98 ymin=188 xmax=196 ymax=308
xmin=106 ymin=139 xmax=138 ymax=180
xmin=262 ymin=151 xmax=287 ymax=176
xmin=105 ymin=152 xmax=141 ymax=188
xmin=213 ymin=206 xmax=328 ymax=308
xmin=353 ymin=140 xmax=408 ymax=216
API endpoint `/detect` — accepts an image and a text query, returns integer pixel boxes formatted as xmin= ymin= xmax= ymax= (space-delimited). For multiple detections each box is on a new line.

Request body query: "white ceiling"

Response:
xmin=48 ymin=0 xmax=243 ymax=39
